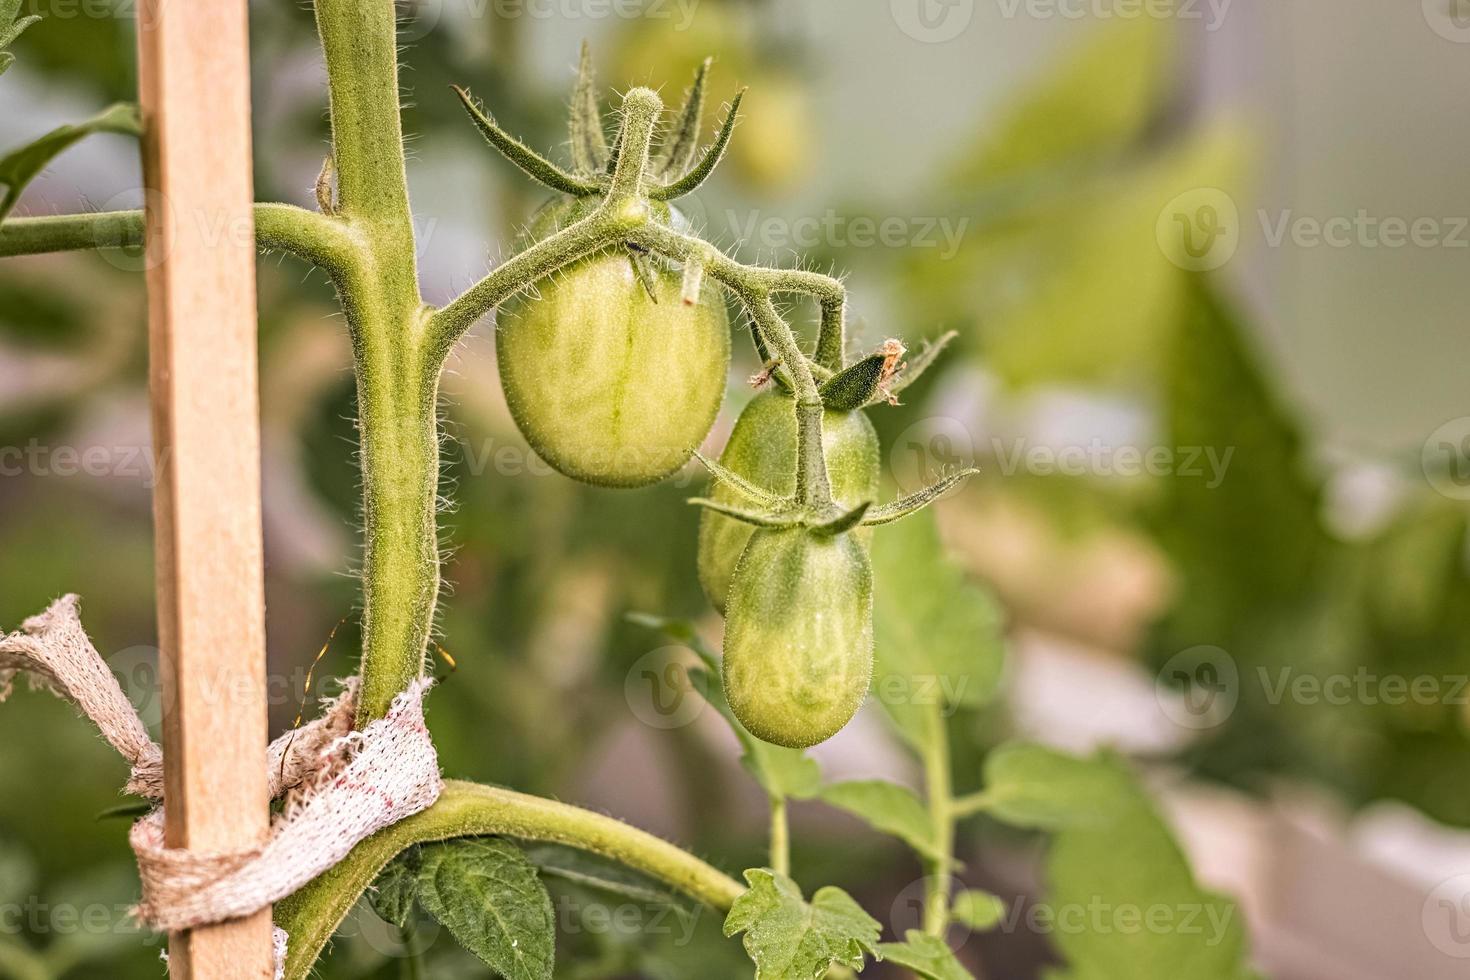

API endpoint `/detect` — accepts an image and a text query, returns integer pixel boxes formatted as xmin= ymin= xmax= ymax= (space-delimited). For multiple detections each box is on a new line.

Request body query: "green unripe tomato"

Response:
xmin=497 ymin=197 xmax=731 ymax=488
xmin=697 ymin=391 xmax=880 ymax=613
xmin=722 ymin=528 xmax=874 ymax=748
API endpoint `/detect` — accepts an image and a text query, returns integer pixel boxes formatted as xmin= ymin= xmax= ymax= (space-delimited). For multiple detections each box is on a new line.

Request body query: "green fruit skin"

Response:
xmin=697 ymin=391 xmax=880 ymax=613
xmin=497 ymin=199 xmax=731 ymax=488
xmin=723 ymin=528 xmax=874 ymax=749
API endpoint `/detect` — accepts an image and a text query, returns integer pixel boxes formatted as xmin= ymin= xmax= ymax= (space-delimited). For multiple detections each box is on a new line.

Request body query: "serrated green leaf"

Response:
xmin=983 ymin=745 xmax=1255 ymax=980
xmin=950 ymin=889 xmax=1006 ymax=931
xmin=0 ymin=103 xmax=141 ymax=221
xmin=416 ymin=838 xmax=555 ymax=980
xmin=631 ymin=614 xmax=820 ymax=801
xmin=875 ymin=930 xmax=975 ymax=980
xmin=975 ymin=743 xmax=1134 ymax=830
xmin=723 ymin=869 xmax=881 ymax=980
xmin=0 ymin=0 xmax=39 ymax=77
xmin=368 ymin=849 xmax=420 ymax=929
xmin=520 ymin=842 xmax=696 ymax=917
xmin=817 ymin=780 xmax=940 ymax=861
xmin=872 ymin=510 xmax=1006 ymax=749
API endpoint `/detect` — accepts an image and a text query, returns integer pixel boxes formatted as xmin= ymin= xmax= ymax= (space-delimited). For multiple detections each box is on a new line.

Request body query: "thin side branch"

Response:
xmin=0 ymin=204 xmax=362 ymax=282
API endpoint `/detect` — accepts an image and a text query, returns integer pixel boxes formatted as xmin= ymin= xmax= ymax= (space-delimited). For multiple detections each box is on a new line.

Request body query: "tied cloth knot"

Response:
xmin=0 ymin=595 xmax=444 ymax=977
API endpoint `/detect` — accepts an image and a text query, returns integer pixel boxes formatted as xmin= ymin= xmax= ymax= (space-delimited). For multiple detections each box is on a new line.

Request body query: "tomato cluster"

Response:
xmin=466 ymin=53 xmax=960 ymax=749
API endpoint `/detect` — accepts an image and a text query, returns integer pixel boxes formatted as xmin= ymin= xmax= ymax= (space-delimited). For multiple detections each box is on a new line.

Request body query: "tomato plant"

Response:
xmin=0 ymin=10 xmax=1261 ymax=980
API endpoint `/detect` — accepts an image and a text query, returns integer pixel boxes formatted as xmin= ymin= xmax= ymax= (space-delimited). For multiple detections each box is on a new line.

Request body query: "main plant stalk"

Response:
xmin=315 ymin=0 xmax=437 ymax=725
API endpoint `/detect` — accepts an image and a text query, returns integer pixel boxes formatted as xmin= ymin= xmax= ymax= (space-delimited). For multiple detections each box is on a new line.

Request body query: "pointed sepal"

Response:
xmin=455 ymin=85 xmax=600 ymax=196
xmin=809 ymin=501 xmax=872 ymax=537
xmin=688 ymin=498 xmax=800 ymax=529
xmin=693 ymin=450 xmax=785 ymax=508
xmin=865 ymin=331 xmax=957 ymax=407
xmin=654 ymin=57 xmax=711 ymax=178
xmin=862 ymin=469 xmax=978 ymax=526
xmin=569 ymin=41 xmax=609 ymax=174
xmin=628 ymin=250 xmax=660 ymax=303
xmin=650 ymin=89 xmax=745 ymax=201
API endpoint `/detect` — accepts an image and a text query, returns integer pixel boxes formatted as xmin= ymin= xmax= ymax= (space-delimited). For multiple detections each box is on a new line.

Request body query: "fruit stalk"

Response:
xmin=748 ymin=294 xmax=833 ymax=509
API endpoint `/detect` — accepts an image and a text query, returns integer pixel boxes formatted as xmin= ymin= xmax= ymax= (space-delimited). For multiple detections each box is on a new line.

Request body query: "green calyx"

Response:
xmin=456 ymin=41 xmax=742 ymax=204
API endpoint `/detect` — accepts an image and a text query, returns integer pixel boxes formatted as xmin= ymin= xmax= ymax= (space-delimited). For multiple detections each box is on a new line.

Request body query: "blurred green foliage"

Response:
xmin=1 ymin=1 xmax=1466 ymax=977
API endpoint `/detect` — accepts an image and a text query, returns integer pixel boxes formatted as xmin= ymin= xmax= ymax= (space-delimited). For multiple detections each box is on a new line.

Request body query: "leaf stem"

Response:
xmin=770 ymin=796 xmax=791 ymax=878
xmin=950 ymin=791 xmax=994 ymax=820
xmin=0 ymin=205 xmax=359 ymax=280
xmin=274 ymin=780 xmax=745 ymax=980
xmin=920 ymin=703 xmax=954 ymax=937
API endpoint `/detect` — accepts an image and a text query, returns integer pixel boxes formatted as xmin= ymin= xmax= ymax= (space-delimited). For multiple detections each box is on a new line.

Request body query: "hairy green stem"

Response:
xmin=0 ymin=205 xmax=359 ymax=278
xmin=312 ymin=0 xmax=443 ymax=725
xmin=815 ymin=296 xmax=847 ymax=371
xmin=769 ymin=796 xmax=791 ymax=878
xmin=274 ymin=780 xmax=745 ymax=980
xmin=921 ymin=704 xmax=954 ymax=937
xmin=748 ymin=294 xmax=832 ymax=508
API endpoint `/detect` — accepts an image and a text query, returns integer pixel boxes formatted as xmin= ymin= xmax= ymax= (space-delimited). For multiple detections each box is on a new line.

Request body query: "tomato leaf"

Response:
xmin=723 ymin=868 xmax=881 ymax=980
xmin=368 ymin=848 xmax=420 ymax=929
xmin=871 ymin=510 xmax=1006 ymax=749
xmin=950 ymin=889 xmax=1006 ymax=931
xmin=415 ymin=838 xmax=555 ymax=980
xmin=0 ymin=0 xmax=40 ymax=77
xmin=816 ymin=780 xmax=942 ymax=861
xmin=628 ymin=613 xmax=820 ymax=801
xmin=875 ymin=930 xmax=975 ymax=980
xmin=974 ymin=743 xmax=1135 ymax=830
xmin=0 ymin=103 xmax=142 ymax=221
xmin=520 ymin=842 xmax=696 ymax=916
xmin=977 ymin=744 xmax=1255 ymax=980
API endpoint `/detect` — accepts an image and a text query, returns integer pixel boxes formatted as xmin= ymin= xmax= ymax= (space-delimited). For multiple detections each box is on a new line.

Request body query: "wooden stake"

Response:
xmin=136 ymin=0 xmax=274 ymax=975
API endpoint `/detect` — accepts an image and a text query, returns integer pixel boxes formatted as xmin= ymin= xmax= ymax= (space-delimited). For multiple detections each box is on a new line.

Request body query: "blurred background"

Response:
xmin=3 ymin=0 xmax=1470 ymax=976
